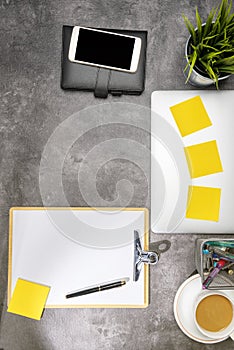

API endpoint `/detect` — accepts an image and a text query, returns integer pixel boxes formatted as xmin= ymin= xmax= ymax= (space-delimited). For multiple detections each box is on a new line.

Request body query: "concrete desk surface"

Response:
xmin=0 ymin=0 xmax=234 ymax=349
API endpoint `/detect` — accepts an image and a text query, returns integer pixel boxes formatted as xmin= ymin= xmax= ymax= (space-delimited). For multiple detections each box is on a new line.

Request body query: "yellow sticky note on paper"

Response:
xmin=8 ymin=279 xmax=50 ymax=320
xmin=170 ymin=96 xmax=212 ymax=136
xmin=186 ymin=186 xmax=221 ymax=221
xmin=185 ymin=140 xmax=223 ymax=178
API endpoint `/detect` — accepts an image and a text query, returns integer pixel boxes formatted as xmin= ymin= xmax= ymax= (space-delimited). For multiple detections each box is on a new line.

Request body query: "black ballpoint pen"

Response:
xmin=66 ymin=279 xmax=128 ymax=299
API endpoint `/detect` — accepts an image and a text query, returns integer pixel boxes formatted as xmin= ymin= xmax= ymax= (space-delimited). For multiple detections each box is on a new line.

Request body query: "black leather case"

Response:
xmin=61 ymin=26 xmax=147 ymax=98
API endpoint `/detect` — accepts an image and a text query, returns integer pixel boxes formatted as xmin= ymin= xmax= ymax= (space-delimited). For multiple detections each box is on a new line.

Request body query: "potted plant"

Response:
xmin=183 ymin=0 xmax=234 ymax=88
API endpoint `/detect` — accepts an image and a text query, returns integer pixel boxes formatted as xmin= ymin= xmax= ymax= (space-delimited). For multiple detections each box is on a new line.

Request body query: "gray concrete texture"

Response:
xmin=0 ymin=0 xmax=234 ymax=349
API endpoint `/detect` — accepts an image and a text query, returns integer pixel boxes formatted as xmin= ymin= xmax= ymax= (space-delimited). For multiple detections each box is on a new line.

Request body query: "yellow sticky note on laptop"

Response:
xmin=184 ymin=140 xmax=223 ymax=178
xmin=170 ymin=96 xmax=212 ymax=136
xmin=8 ymin=278 xmax=50 ymax=320
xmin=186 ymin=186 xmax=221 ymax=221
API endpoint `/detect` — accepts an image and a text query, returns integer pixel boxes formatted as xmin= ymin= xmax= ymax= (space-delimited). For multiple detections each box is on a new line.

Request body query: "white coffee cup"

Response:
xmin=194 ymin=291 xmax=234 ymax=340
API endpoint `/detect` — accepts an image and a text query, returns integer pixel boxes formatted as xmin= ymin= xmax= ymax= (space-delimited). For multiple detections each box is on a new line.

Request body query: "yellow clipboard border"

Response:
xmin=8 ymin=207 xmax=149 ymax=308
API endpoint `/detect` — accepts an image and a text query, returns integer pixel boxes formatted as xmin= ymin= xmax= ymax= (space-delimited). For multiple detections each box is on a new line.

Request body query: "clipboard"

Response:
xmin=8 ymin=207 xmax=149 ymax=308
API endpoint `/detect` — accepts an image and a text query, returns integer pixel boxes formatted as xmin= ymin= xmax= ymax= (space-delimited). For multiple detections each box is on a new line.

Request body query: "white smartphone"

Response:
xmin=68 ymin=26 xmax=142 ymax=73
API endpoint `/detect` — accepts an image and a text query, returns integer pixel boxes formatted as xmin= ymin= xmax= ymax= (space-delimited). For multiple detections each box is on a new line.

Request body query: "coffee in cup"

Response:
xmin=194 ymin=291 xmax=234 ymax=340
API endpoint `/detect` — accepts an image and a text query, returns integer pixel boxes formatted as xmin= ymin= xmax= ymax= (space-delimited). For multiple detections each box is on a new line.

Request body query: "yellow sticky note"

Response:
xmin=8 ymin=279 xmax=50 ymax=320
xmin=184 ymin=140 xmax=223 ymax=178
xmin=170 ymin=96 xmax=212 ymax=136
xmin=186 ymin=186 xmax=221 ymax=221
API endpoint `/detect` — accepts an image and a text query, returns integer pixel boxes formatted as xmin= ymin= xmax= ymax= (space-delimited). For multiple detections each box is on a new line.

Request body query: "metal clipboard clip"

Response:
xmin=133 ymin=230 xmax=159 ymax=281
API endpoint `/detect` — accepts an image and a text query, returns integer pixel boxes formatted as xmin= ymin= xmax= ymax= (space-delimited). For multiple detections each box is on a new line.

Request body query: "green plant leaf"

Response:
xmin=182 ymin=14 xmax=197 ymax=44
xmin=218 ymin=0 xmax=227 ymax=25
xmin=220 ymin=0 xmax=232 ymax=31
xmin=199 ymin=59 xmax=219 ymax=88
xmin=201 ymin=52 xmax=222 ymax=61
xmin=202 ymin=44 xmax=220 ymax=51
xmin=226 ymin=12 xmax=234 ymax=26
xmin=203 ymin=33 xmax=219 ymax=41
xmin=185 ymin=50 xmax=197 ymax=83
xmin=219 ymin=66 xmax=234 ymax=73
xmin=215 ymin=55 xmax=234 ymax=65
xmin=203 ymin=8 xmax=216 ymax=38
xmin=196 ymin=7 xmax=202 ymax=42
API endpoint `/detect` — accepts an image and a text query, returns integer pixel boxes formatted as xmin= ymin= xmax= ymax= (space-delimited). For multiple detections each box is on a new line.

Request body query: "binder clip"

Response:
xmin=133 ymin=230 xmax=159 ymax=281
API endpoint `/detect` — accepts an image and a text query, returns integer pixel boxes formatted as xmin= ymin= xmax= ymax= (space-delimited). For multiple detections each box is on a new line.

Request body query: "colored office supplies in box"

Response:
xmin=202 ymin=259 xmax=226 ymax=289
xmin=195 ymin=239 xmax=234 ymax=290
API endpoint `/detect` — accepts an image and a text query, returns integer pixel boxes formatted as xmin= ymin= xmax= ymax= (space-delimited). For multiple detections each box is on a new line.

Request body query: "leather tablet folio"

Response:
xmin=61 ymin=26 xmax=147 ymax=98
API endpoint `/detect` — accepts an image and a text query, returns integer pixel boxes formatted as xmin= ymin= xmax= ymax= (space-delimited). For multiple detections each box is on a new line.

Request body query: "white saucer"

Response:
xmin=173 ymin=274 xmax=234 ymax=344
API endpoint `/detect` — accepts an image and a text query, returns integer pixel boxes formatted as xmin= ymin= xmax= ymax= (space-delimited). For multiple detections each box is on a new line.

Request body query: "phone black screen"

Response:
xmin=75 ymin=28 xmax=135 ymax=70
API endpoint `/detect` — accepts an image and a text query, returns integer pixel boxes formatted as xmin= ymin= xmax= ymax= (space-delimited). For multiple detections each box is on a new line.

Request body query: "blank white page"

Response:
xmin=151 ymin=90 xmax=234 ymax=233
xmin=8 ymin=208 xmax=148 ymax=308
